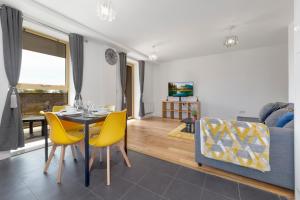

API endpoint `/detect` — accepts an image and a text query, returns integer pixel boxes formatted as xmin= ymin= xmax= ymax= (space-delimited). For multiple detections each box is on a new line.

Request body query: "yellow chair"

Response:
xmin=52 ymin=106 xmax=85 ymax=158
xmin=43 ymin=112 xmax=84 ymax=184
xmin=89 ymin=110 xmax=131 ymax=185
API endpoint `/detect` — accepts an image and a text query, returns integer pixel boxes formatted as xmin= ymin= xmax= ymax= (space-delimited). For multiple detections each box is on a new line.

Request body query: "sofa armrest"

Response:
xmin=237 ymin=116 xmax=260 ymax=123
xmin=269 ymin=127 xmax=294 ymax=161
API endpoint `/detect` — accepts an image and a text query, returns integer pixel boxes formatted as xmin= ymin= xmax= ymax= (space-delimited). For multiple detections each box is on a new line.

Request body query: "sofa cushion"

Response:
xmin=284 ymin=120 xmax=294 ymax=129
xmin=259 ymin=103 xmax=277 ymax=122
xmin=265 ymin=108 xmax=291 ymax=127
xmin=286 ymin=103 xmax=294 ymax=111
xmin=276 ymin=102 xmax=289 ymax=108
xmin=276 ymin=112 xmax=294 ymax=127
xmin=259 ymin=102 xmax=287 ymax=122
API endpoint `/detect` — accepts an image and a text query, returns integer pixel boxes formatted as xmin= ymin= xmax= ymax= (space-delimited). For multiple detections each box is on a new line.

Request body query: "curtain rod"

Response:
xmin=23 ymin=15 xmax=88 ymax=43
xmin=0 ymin=5 xmax=88 ymax=43
xmin=23 ymin=15 xmax=69 ymax=35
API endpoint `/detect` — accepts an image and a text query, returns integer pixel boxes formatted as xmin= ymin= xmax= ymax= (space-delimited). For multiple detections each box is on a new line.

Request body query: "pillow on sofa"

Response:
xmin=276 ymin=102 xmax=289 ymax=108
xmin=259 ymin=103 xmax=277 ymax=122
xmin=265 ymin=108 xmax=290 ymax=127
xmin=276 ymin=112 xmax=294 ymax=127
xmin=284 ymin=120 xmax=294 ymax=129
xmin=259 ymin=102 xmax=287 ymax=122
xmin=286 ymin=103 xmax=294 ymax=111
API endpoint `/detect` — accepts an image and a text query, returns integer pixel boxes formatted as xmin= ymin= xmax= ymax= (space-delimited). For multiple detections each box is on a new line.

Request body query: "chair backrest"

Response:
xmin=44 ymin=112 xmax=73 ymax=144
xmin=93 ymin=110 xmax=127 ymax=147
xmin=52 ymin=105 xmax=66 ymax=112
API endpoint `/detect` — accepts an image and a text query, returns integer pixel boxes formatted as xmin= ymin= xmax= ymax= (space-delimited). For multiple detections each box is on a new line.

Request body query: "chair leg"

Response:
xmin=118 ymin=142 xmax=131 ymax=167
xmin=57 ymin=145 xmax=66 ymax=184
xmin=79 ymin=141 xmax=85 ymax=159
xmin=89 ymin=148 xmax=97 ymax=171
xmin=71 ymin=145 xmax=77 ymax=162
xmin=44 ymin=144 xmax=57 ymax=174
xmin=99 ymin=148 xmax=103 ymax=162
xmin=106 ymin=146 xmax=110 ymax=186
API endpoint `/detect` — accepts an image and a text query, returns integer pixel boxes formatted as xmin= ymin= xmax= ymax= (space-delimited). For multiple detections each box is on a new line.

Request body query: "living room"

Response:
xmin=0 ymin=0 xmax=299 ymax=200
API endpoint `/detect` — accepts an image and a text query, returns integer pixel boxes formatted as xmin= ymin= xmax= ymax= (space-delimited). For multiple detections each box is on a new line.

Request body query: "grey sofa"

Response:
xmin=195 ymin=118 xmax=294 ymax=190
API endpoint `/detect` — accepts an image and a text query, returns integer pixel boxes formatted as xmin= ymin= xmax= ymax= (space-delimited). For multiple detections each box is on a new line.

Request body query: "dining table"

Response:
xmin=43 ymin=113 xmax=128 ymax=187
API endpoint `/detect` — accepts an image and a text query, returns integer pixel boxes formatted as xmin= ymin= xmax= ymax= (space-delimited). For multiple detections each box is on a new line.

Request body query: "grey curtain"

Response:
xmin=138 ymin=60 xmax=145 ymax=117
xmin=0 ymin=6 xmax=24 ymax=150
xmin=69 ymin=33 xmax=84 ymax=101
xmin=119 ymin=52 xmax=127 ymax=110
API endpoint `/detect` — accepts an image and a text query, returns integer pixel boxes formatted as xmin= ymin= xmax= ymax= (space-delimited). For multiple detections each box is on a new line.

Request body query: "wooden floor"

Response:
xmin=127 ymin=117 xmax=294 ymax=199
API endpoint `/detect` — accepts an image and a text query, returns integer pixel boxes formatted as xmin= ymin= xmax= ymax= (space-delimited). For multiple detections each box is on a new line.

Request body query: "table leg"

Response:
xmin=43 ymin=120 xmax=48 ymax=162
xmin=125 ymin=120 xmax=128 ymax=154
xmin=41 ymin=120 xmax=45 ymax=136
xmin=29 ymin=121 xmax=34 ymax=137
xmin=84 ymin=123 xmax=90 ymax=187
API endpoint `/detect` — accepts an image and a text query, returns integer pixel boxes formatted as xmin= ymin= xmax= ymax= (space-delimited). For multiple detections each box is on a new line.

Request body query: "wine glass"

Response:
xmin=74 ymin=99 xmax=80 ymax=111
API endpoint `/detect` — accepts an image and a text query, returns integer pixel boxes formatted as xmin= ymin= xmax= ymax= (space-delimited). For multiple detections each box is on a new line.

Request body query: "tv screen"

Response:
xmin=168 ymin=82 xmax=193 ymax=97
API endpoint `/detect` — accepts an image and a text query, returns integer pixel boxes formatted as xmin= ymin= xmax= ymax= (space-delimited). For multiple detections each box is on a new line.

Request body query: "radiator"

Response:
xmin=144 ymin=102 xmax=154 ymax=114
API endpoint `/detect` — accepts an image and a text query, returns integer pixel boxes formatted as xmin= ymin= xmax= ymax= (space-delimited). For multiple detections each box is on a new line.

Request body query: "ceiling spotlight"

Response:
xmin=224 ymin=26 xmax=239 ymax=48
xmin=149 ymin=54 xmax=158 ymax=61
xmin=149 ymin=45 xmax=158 ymax=61
xmin=97 ymin=0 xmax=116 ymax=22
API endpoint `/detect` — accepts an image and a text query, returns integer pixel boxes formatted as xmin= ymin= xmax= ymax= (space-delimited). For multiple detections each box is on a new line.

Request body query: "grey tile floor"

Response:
xmin=0 ymin=147 xmax=286 ymax=200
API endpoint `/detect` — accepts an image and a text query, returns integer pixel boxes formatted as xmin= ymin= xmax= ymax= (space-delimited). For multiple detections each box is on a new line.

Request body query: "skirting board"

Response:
xmin=0 ymin=151 xmax=10 ymax=160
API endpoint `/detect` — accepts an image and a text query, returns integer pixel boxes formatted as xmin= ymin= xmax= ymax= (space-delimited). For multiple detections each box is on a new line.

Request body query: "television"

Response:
xmin=168 ymin=82 xmax=193 ymax=97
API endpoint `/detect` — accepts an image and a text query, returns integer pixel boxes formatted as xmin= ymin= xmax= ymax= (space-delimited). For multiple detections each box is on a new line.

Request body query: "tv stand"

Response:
xmin=162 ymin=99 xmax=201 ymax=120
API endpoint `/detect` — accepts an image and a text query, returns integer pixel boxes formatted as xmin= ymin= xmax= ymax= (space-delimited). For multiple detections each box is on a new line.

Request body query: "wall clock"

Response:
xmin=105 ymin=48 xmax=118 ymax=65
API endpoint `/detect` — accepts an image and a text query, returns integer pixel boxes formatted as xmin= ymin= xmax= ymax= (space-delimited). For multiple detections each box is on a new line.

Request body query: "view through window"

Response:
xmin=20 ymin=49 xmax=66 ymax=86
xmin=19 ymin=30 xmax=68 ymax=90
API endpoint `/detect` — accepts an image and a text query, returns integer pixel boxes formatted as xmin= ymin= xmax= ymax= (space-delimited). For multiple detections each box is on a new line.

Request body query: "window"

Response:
xmin=18 ymin=29 xmax=69 ymax=91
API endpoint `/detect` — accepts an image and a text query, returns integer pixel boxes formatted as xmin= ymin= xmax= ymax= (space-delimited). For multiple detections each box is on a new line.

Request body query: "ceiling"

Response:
xmin=0 ymin=0 xmax=293 ymax=62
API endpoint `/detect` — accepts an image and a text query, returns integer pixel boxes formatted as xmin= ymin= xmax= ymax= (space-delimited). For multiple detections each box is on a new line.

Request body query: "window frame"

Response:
xmin=17 ymin=28 xmax=70 ymax=92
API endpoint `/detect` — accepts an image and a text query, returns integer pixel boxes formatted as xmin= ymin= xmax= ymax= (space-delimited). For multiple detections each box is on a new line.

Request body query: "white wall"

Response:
xmin=69 ymin=39 xmax=117 ymax=107
xmin=289 ymin=22 xmax=295 ymax=103
xmin=294 ymin=0 xmax=300 ymax=198
xmin=153 ymin=44 xmax=289 ymax=119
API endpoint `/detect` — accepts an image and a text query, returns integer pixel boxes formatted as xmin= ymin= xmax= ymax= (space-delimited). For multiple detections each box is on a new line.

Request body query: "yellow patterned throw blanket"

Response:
xmin=200 ymin=118 xmax=270 ymax=172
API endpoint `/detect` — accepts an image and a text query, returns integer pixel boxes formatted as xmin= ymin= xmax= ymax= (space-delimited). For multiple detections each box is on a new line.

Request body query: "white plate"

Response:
xmin=59 ymin=111 xmax=82 ymax=116
xmin=92 ymin=111 xmax=109 ymax=116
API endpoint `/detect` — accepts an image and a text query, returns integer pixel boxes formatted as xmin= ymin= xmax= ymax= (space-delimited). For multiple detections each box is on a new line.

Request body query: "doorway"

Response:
xmin=126 ymin=64 xmax=134 ymax=118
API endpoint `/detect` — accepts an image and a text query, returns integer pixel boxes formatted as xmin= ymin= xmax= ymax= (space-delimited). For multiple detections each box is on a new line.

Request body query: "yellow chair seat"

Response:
xmin=52 ymin=106 xmax=83 ymax=131
xmin=91 ymin=121 xmax=104 ymax=128
xmin=61 ymin=120 xmax=84 ymax=131
xmin=89 ymin=126 xmax=101 ymax=136
xmin=66 ymin=130 xmax=84 ymax=142
xmin=89 ymin=135 xmax=100 ymax=146
xmin=44 ymin=112 xmax=84 ymax=145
